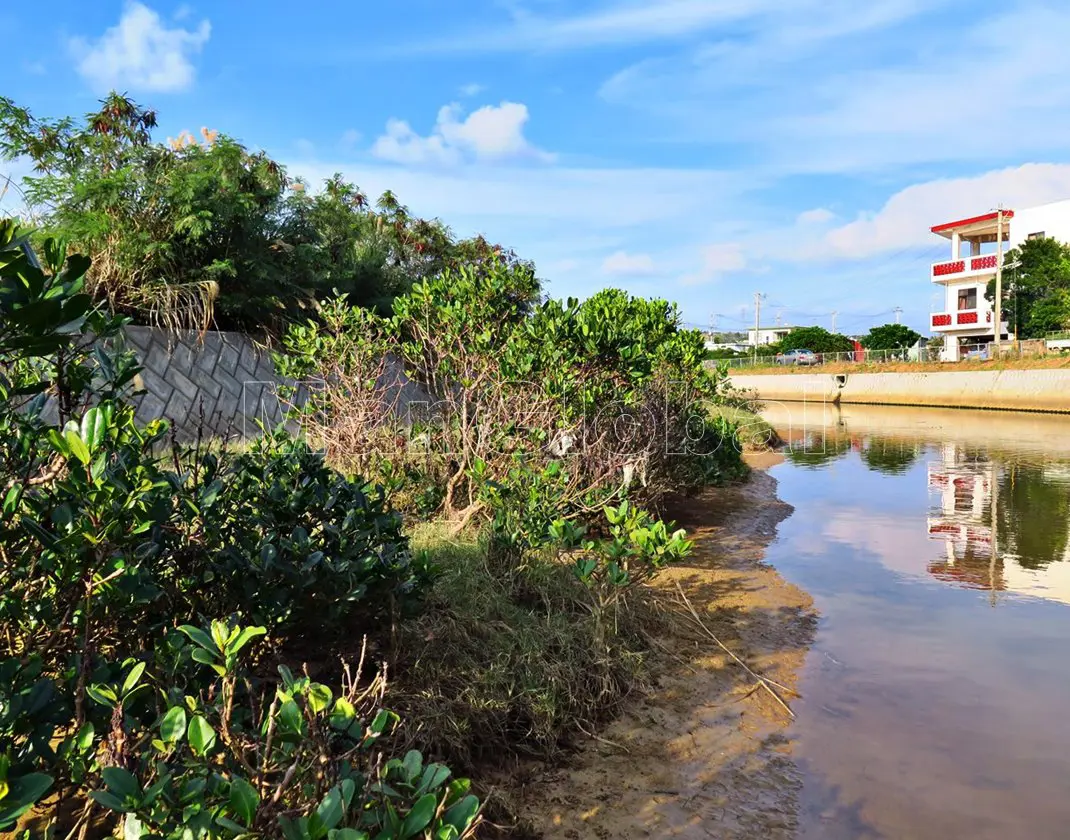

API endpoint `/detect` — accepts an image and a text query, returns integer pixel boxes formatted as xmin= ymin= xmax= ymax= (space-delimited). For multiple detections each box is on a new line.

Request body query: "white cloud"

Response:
xmin=403 ymin=0 xmax=800 ymax=53
xmin=340 ymin=129 xmax=362 ymax=148
xmin=819 ymin=164 xmax=1070 ymax=260
xmin=798 ymin=208 xmax=835 ymax=225
xmin=286 ymin=156 xmax=749 ymax=304
xmin=601 ymin=250 xmax=655 ymax=276
xmin=459 ymin=82 xmax=485 ymax=97
xmin=289 ymin=159 xmax=742 ymax=231
xmin=599 ymin=2 xmax=1070 ymax=172
xmin=70 ymin=2 xmax=210 ymax=93
xmin=371 ymin=102 xmax=554 ymax=166
xmin=679 ymin=242 xmax=748 ymax=286
xmin=0 ymin=157 xmax=36 ymax=218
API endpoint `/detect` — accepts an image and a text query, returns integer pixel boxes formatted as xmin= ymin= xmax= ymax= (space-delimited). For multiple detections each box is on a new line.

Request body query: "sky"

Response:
xmin=4 ymin=0 xmax=1070 ymax=335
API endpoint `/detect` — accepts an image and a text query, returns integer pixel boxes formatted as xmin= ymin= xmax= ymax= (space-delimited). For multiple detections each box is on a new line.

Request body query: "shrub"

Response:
xmin=1 ymin=94 xmax=530 ymax=333
xmin=0 ymin=225 xmax=477 ymax=838
xmin=278 ymin=262 xmax=744 ymax=529
xmin=188 ymin=433 xmax=421 ymax=632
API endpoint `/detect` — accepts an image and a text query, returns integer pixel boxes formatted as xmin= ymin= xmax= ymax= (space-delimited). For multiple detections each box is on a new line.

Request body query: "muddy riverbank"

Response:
xmin=510 ymin=461 xmax=816 ymax=838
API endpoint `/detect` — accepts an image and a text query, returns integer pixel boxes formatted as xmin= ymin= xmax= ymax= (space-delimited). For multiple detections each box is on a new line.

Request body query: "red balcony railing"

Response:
xmin=933 ymin=260 xmax=966 ymax=277
xmin=931 ymin=254 xmax=1000 ymax=280
xmin=957 ymin=310 xmax=979 ymax=325
xmin=932 ymin=313 xmax=952 ymax=328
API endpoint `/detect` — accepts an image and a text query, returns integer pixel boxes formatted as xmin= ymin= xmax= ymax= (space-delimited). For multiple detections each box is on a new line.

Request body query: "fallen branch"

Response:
xmin=574 ymin=720 xmax=630 ymax=753
xmin=672 ymin=578 xmax=797 ymax=719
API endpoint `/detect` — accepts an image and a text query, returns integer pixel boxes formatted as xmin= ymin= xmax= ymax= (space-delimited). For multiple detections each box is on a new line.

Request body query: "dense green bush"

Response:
xmin=0 ymin=94 xmax=528 ymax=332
xmin=861 ymin=323 xmax=921 ymax=351
xmin=0 ymin=219 xmax=731 ymax=832
xmin=0 ymin=224 xmax=477 ymax=837
xmin=985 ymin=236 xmax=1070 ymax=337
xmin=190 ymin=434 xmax=421 ymax=630
xmin=768 ymin=325 xmax=854 ymax=355
xmin=278 ymin=261 xmax=744 ymax=528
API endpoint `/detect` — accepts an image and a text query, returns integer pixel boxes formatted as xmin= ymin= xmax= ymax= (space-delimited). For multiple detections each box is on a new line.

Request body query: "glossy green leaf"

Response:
xmin=441 ymin=795 xmax=480 ymax=832
xmin=329 ymin=697 xmax=355 ymax=730
xmin=121 ymin=661 xmax=146 ymax=695
xmin=229 ymin=625 xmax=266 ymax=656
xmin=0 ymin=773 xmax=53 ymax=827
xmin=101 ymin=767 xmax=141 ymax=803
xmin=401 ymin=750 xmax=423 ymax=783
xmin=75 ymin=722 xmax=95 ymax=751
xmin=307 ymin=683 xmax=333 ymax=714
xmin=86 ymin=684 xmax=118 ymax=708
xmin=178 ymin=625 xmax=218 ymax=655
xmin=159 ymin=706 xmax=187 ymax=743
xmin=229 ymin=777 xmax=259 ymax=826
xmin=80 ymin=405 xmax=110 ymax=452
xmin=88 ymin=790 xmax=126 ymax=814
xmin=314 ymin=786 xmax=346 ymax=835
xmin=64 ymin=429 xmax=90 ymax=465
xmin=399 ymin=794 xmax=437 ymax=838
xmin=187 ymin=715 xmax=216 ymax=756
xmin=416 ymin=764 xmax=451 ymax=797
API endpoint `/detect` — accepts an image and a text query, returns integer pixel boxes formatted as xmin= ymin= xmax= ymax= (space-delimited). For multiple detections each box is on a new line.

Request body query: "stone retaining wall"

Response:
xmin=124 ymin=327 xmax=286 ymax=440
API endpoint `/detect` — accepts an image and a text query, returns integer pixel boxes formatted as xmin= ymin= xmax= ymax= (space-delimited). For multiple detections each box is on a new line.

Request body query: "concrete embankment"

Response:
xmin=727 ymin=369 xmax=1070 ymax=413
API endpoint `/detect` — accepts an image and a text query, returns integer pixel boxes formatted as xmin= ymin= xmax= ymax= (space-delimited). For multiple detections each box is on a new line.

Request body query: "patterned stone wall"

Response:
xmin=123 ymin=327 xmax=288 ymax=440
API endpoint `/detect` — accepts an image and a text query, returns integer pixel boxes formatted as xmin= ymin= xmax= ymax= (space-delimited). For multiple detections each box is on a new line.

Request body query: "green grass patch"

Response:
xmin=709 ymin=404 xmax=781 ymax=451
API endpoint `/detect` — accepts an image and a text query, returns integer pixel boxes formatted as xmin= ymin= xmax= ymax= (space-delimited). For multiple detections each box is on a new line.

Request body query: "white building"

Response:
xmin=747 ymin=325 xmax=795 ymax=346
xmin=929 ymin=199 xmax=1070 ymax=361
xmin=704 ymin=340 xmax=749 ymax=354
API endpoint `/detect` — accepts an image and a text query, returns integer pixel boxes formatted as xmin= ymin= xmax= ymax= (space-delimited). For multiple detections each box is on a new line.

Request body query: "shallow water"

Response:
xmin=761 ymin=404 xmax=1070 ymax=840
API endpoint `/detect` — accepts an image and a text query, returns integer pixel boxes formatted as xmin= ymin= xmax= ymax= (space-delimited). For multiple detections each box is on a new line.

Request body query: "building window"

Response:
xmin=957 ymin=288 xmax=977 ymax=310
xmin=1027 ymin=231 xmax=1045 ymax=240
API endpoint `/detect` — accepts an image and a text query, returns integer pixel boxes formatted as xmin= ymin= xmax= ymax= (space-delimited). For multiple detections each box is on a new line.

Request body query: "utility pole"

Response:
xmin=831 ymin=310 xmax=838 ymax=334
xmin=753 ymin=292 xmax=764 ymax=361
xmin=994 ymin=206 xmax=1005 ymax=354
xmin=894 ymin=306 xmax=903 ymax=325
xmin=709 ymin=313 xmax=717 ymax=337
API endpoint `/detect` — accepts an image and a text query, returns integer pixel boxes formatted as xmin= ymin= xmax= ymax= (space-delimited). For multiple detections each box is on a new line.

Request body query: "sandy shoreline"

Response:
xmin=510 ymin=460 xmax=816 ymax=838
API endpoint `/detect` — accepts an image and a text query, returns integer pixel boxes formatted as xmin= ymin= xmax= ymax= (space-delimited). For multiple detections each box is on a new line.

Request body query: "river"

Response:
xmin=760 ymin=403 xmax=1070 ymax=839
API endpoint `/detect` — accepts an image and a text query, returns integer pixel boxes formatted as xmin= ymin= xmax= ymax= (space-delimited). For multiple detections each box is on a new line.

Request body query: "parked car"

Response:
xmin=775 ymin=349 xmax=819 ymax=366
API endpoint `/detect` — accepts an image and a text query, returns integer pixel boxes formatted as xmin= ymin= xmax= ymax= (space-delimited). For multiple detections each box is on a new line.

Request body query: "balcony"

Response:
xmin=930 ymin=310 xmax=992 ymax=330
xmin=931 ymin=254 xmax=999 ymax=282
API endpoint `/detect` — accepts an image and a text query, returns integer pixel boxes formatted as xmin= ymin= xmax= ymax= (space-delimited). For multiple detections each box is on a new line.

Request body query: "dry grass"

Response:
xmin=389 ymin=523 xmax=655 ymax=770
xmin=735 ymin=354 xmax=1070 ymax=375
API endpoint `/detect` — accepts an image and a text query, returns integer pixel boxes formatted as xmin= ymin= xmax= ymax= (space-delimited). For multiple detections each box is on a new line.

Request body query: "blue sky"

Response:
xmin=5 ymin=0 xmax=1070 ymax=335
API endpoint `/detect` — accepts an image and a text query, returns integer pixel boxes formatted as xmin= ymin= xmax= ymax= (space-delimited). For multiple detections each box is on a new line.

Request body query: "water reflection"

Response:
xmin=759 ymin=404 xmax=1070 ymax=840
xmin=786 ymin=430 xmax=922 ymax=475
xmin=926 ymin=442 xmax=1070 ymax=604
xmin=768 ymin=403 xmax=1070 ymax=606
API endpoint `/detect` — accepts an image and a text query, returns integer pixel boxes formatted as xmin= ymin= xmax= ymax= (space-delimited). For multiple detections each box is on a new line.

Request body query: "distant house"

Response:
xmin=928 ymin=199 xmax=1070 ymax=361
xmin=747 ymin=325 xmax=795 ymax=346
xmin=704 ymin=340 xmax=749 ymax=353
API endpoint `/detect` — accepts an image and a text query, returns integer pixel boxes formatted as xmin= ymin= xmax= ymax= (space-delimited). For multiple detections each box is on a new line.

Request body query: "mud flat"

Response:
xmin=512 ymin=460 xmax=815 ymax=838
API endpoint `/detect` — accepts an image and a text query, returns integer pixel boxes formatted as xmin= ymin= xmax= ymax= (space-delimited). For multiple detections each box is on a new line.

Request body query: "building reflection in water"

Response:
xmin=926 ymin=442 xmax=1070 ymax=606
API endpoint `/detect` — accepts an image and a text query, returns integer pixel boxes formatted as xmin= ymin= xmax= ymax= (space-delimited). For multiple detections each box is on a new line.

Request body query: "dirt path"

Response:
xmin=512 ymin=461 xmax=816 ymax=838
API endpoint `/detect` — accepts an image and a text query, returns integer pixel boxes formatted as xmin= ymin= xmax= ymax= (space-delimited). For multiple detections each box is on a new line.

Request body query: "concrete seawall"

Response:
xmin=727 ymin=369 xmax=1070 ymax=414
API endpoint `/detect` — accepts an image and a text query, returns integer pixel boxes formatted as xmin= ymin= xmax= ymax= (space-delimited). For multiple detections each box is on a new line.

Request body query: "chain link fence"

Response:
xmin=721 ymin=344 xmax=984 ymax=370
